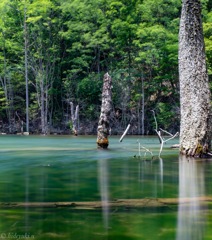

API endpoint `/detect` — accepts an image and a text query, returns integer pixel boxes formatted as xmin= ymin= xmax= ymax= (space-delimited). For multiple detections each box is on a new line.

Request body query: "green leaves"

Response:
xmin=204 ymin=12 xmax=212 ymax=78
xmin=0 ymin=0 xmax=210 ymax=133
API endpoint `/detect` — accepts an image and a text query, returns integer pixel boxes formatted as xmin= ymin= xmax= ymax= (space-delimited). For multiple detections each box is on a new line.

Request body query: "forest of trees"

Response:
xmin=0 ymin=0 xmax=211 ymax=135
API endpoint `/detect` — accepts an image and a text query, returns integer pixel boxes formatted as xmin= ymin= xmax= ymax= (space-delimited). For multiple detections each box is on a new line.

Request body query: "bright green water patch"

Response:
xmin=0 ymin=208 xmax=178 ymax=240
xmin=0 ymin=135 xmax=212 ymax=239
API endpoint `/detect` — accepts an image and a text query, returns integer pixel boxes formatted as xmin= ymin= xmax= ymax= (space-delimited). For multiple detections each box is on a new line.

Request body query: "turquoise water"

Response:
xmin=0 ymin=135 xmax=211 ymax=239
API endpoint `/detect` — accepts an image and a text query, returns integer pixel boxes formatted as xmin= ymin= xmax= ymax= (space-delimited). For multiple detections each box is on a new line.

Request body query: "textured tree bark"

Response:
xmin=70 ymin=102 xmax=79 ymax=136
xmin=179 ymin=0 xmax=212 ymax=157
xmin=97 ymin=73 xmax=112 ymax=148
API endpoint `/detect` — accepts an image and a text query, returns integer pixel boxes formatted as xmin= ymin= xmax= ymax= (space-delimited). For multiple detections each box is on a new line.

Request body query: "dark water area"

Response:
xmin=0 ymin=135 xmax=212 ymax=239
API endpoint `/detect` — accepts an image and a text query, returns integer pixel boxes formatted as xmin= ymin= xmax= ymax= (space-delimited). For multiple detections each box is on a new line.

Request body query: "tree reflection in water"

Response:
xmin=98 ymin=157 xmax=109 ymax=230
xmin=176 ymin=156 xmax=206 ymax=240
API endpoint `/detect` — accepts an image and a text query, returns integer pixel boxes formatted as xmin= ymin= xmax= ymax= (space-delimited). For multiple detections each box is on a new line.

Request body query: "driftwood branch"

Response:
xmin=136 ymin=140 xmax=154 ymax=158
xmin=119 ymin=124 xmax=131 ymax=142
xmin=140 ymin=145 xmax=154 ymax=158
xmin=151 ymin=110 xmax=179 ymax=157
xmin=159 ymin=128 xmax=173 ymax=137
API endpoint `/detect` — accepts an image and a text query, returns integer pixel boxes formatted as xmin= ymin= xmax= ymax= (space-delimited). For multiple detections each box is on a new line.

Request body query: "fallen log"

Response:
xmin=0 ymin=197 xmax=211 ymax=209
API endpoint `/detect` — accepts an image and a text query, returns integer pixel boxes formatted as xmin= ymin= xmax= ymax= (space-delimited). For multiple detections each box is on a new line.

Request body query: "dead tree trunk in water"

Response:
xmin=97 ymin=73 xmax=112 ymax=149
xmin=70 ymin=102 xmax=79 ymax=136
xmin=179 ymin=0 xmax=212 ymax=157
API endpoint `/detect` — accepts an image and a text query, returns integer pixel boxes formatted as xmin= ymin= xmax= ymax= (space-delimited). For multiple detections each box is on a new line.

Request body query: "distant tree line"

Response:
xmin=0 ymin=0 xmax=211 ymax=135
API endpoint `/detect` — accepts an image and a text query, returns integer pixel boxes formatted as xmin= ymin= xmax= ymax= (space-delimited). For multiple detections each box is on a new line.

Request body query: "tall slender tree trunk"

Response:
xmin=40 ymin=77 xmax=45 ymax=134
xmin=45 ymin=85 xmax=48 ymax=134
xmin=179 ymin=0 xmax=212 ymax=157
xmin=24 ymin=1 xmax=29 ymax=133
xmin=141 ymin=73 xmax=145 ymax=135
xmin=1 ymin=31 xmax=14 ymax=133
xmin=40 ymin=81 xmax=49 ymax=135
xmin=97 ymin=73 xmax=112 ymax=149
xmin=7 ymin=77 xmax=14 ymax=133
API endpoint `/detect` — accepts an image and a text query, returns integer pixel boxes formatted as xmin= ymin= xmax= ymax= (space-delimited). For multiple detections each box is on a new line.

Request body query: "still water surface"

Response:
xmin=0 ymin=135 xmax=212 ymax=239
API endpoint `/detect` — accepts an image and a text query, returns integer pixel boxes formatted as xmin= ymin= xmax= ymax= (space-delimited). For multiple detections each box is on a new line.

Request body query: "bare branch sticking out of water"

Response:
xmin=157 ymin=131 xmax=179 ymax=158
xmin=119 ymin=124 xmax=131 ymax=142
xmin=159 ymin=128 xmax=173 ymax=137
xmin=151 ymin=110 xmax=179 ymax=157
xmin=136 ymin=140 xmax=154 ymax=159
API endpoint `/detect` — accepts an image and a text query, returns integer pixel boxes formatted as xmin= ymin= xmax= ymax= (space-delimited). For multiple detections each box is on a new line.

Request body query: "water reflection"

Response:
xmin=159 ymin=157 xmax=163 ymax=192
xmin=176 ymin=156 xmax=206 ymax=240
xmin=98 ymin=157 xmax=109 ymax=229
xmin=138 ymin=158 xmax=164 ymax=197
xmin=25 ymin=168 xmax=29 ymax=232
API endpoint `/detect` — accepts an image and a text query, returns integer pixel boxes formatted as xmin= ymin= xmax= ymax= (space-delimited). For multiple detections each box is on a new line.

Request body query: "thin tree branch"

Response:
xmin=119 ymin=124 xmax=131 ymax=142
xmin=151 ymin=110 xmax=179 ymax=157
xmin=151 ymin=110 xmax=158 ymax=131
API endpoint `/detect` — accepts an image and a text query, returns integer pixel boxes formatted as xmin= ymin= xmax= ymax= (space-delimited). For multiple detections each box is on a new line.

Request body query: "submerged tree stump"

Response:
xmin=0 ymin=197 xmax=211 ymax=209
xmin=97 ymin=73 xmax=112 ymax=149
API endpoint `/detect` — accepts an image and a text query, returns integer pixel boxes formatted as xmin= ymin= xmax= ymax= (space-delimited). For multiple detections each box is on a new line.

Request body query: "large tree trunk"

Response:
xmin=97 ymin=73 xmax=112 ymax=149
xmin=179 ymin=0 xmax=212 ymax=157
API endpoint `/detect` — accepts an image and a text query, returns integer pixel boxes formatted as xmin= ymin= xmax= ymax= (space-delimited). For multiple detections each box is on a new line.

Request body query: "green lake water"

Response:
xmin=0 ymin=135 xmax=212 ymax=240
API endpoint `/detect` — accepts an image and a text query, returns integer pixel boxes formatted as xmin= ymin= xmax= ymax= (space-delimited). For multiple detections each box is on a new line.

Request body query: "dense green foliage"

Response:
xmin=0 ymin=0 xmax=211 ymax=134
